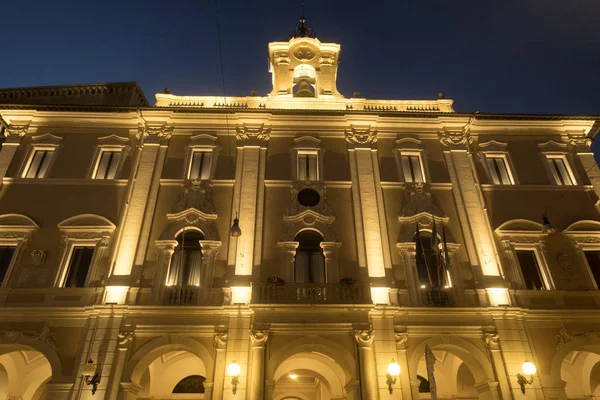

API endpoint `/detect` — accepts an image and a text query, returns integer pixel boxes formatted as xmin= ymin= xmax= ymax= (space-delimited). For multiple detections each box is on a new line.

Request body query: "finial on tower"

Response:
xmin=290 ymin=1 xmax=317 ymax=38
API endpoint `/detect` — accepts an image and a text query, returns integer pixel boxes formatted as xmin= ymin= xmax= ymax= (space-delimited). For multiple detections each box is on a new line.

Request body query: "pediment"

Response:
xmin=0 ymin=214 xmax=38 ymax=228
xmin=538 ymin=140 xmax=568 ymax=152
xmin=167 ymin=208 xmax=217 ymax=223
xmin=478 ymin=140 xmax=508 ymax=151
xmin=284 ymin=209 xmax=335 ymax=226
xmin=563 ymin=220 xmax=600 ymax=233
xmin=190 ymin=133 xmax=218 ymax=147
xmin=31 ymin=133 xmax=62 ymax=145
xmin=98 ymin=134 xmax=129 ymax=145
xmin=496 ymin=219 xmax=543 ymax=233
xmin=58 ymin=214 xmax=115 ymax=230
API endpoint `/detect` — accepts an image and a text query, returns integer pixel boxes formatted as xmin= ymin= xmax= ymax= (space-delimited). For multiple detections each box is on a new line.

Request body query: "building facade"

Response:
xmin=0 ymin=24 xmax=599 ymax=400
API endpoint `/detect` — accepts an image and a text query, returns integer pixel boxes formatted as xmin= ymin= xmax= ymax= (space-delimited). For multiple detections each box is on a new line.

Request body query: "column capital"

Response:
xmin=118 ymin=331 xmax=134 ymax=348
xmin=483 ymin=332 xmax=500 ymax=350
xmin=156 ymin=240 xmax=179 ymax=253
xmin=250 ymin=329 xmax=269 ymax=347
xmin=345 ymin=125 xmax=377 ymax=149
xmin=438 ymin=129 xmax=472 ymax=150
xmin=354 ymin=328 xmax=374 ymax=347
xmin=214 ymin=331 xmax=228 ymax=349
xmin=200 ymin=240 xmax=222 ymax=256
xmin=395 ymin=331 xmax=409 ymax=350
xmin=277 ymin=241 xmax=299 ymax=252
xmin=236 ymin=123 xmax=271 ymax=147
xmin=137 ymin=125 xmax=173 ymax=144
xmin=567 ymin=132 xmax=592 ymax=152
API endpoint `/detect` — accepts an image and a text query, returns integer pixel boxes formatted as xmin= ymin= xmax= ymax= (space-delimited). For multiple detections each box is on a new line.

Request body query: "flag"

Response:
xmin=442 ymin=223 xmax=451 ymax=287
xmin=431 ymin=216 xmax=442 ymax=288
xmin=415 ymin=223 xmax=431 ymax=287
xmin=425 ymin=345 xmax=437 ymax=400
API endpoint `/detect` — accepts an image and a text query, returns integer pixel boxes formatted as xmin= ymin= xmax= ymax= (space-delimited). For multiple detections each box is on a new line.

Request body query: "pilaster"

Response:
xmin=354 ymin=327 xmax=379 ymax=399
xmin=439 ymin=128 xmax=508 ymax=305
xmin=345 ymin=126 xmax=388 ymax=284
xmin=109 ymin=123 xmax=172 ymax=303
xmin=0 ymin=123 xmax=31 ymax=184
xmin=277 ymin=241 xmax=299 ymax=283
xmin=212 ymin=331 xmax=228 ymax=400
xmin=199 ymin=240 xmax=222 ymax=304
xmin=320 ymin=242 xmax=342 ymax=283
xmin=248 ymin=329 xmax=269 ymax=400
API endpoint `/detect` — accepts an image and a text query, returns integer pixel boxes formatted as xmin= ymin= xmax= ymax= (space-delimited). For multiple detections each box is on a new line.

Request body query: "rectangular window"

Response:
xmin=486 ymin=156 xmax=513 ymax=185
xmin=584 ymin=251 xmax=600 ymax=288
xmin=298 ymin=153 xmax=319 ymax=181
xmin=188 ymin=151 xmax=212 ymax=180
xmin=24 ymin=149 xmax=54 ymax=178
xmin=0 ymin=246 xmax=15 ymax=285
xmin=63 ymin=246 xmax=95 ymax=288
xmin=516 ymin=250 xmax=546 ymax=290
xmin=547 ymin=156 xmax=575 ymax=185
xmin=401 ymin=154 xmax=425 ymax=183
xmin=93 ymin=150 xmax=121 ymax=179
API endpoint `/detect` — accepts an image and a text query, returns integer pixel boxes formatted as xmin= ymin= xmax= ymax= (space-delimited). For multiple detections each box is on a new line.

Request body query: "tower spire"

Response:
xmin=290 ymin=1 xmax=316 ymax=38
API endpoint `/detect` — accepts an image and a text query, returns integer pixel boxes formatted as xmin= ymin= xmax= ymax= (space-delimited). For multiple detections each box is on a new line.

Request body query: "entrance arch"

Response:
xmin=550 ymin=335 xmax=600 ymax=399
xmin=0 ymin=345 xmax=53 ymax=400
xmin=409 ymin=337 xmax=497 ymax=400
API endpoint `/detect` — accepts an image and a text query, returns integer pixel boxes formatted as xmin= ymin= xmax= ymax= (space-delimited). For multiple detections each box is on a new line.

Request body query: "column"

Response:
xmin=265 ymin=380 xmax=275 ymax=400
xmin=199 ymin=240 xmax=222 ymax=304
xmin=212 ymin=332 xmax=228 ymax=400
xmin=106 ymin=330 xmax=134 ymax=400
xmin=483 ymin=333 xmax=513 ymax=400
xmin=539 ymin=378 xmax=567 ymax=400
xmin=108 ymin=125 xmax=172 ymax=304
xmin=439 ymin=128 xmax=508 ymax=306
xmin=119 ymin=383 xmax=141 ymax=400
xmin=248 ymin=330 xmax=269 ymax=400
xmin=277 ymin=241 xmax=298 ymax=282
xmin=223 ymin=313 xmax=251 ymax=400
xmin=321 ymin=242 xmax=342 ymax=283
xmin=354 ymin=328 xmax=379 ymax=399
xmin=152 ymin=241 xmax=178 ymax=304
xmin=474 ymin=380 xmax=501 ymax=400
xmin=395 ymin=332 xmax=414 ymax=400
xmin=45 ymin=384 xmax=74 ymax=400
xmin=228 ymin=123 xmax=270 ymax=304
xmin=0 ymin=124 xmax=29 ymax=184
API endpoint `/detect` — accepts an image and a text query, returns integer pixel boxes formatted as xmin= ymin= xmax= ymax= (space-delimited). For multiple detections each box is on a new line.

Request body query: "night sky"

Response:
xmin=2 ymin=0 xmax=599 ymax=115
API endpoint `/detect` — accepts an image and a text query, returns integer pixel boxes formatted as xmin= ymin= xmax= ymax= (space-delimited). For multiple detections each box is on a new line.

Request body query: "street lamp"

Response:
xmin=82 ymin=358 xmax=101 ymax=395
xmin=517 ymin=361 xmax=536 ymax=394
xmin=386 ymin=359 xmax=401 ymax=394
xmin=228 ymin=361 xmax=241 ymax=394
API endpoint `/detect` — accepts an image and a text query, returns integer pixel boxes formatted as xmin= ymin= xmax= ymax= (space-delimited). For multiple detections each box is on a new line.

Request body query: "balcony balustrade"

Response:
xmin=163 ymin=285 xmax=200 ymax=305
xmin=254 ymin=282 xmax=370 ymax=304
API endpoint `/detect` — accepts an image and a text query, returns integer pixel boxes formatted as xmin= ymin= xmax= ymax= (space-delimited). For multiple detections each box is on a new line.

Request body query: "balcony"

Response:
xmin=422 ymin=288 xmax=453 ymax=307
xmin=253 ymin=283 xmax=371 ymax=304
xmin=163 ymin=285 xmax=201 ymax=305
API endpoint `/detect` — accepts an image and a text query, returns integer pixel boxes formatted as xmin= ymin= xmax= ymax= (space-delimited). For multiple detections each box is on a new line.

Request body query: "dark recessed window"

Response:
xmin=0 ymin=246 xmax=16 ymax=285
xmin=516 ymin=250 xmax=545 ymax=290
xmin=172 ymin=375 xmax=205 ymax=393
xmin=297 ymin=188 xmax=320 ymax=207
xmin=64 ymin=247 xmax=95 ymax=287
xmin=294 ymin=230 xmax=326 ymax=284
xmin=584 ymin=251 xmax=600 ymax=288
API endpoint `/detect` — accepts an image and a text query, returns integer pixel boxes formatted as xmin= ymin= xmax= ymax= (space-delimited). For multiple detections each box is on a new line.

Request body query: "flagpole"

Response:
xmin=416 ymin=222 xmax=433 ymax=287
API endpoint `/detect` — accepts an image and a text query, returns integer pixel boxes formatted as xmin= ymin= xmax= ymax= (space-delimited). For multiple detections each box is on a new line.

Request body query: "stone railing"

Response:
xmin=163 ymin=285 xmax=200 ymax=305
xmin=254 ymin=283 xmax=370 ymax=304
xmin=422 ymin=288 xmax=453 ymax=307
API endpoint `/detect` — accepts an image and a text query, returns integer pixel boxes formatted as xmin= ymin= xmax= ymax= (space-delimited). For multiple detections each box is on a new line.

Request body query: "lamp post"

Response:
xmin=228 ymin=361 xmax=241 ymax=395
xmin=82 ymin=358 xmax=101 ymax=395
xmin=517 ymin=361 xmax=536 ymax=394
xmin=386 ymin=359 xmax=401 ymax=394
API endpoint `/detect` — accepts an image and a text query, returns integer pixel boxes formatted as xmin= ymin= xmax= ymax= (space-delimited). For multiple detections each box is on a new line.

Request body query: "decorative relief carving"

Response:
xmin=319 ymin=53 xmax=335 ymax=66
xmin=214 ymin=332 xmax=228 ymax=349
xmin=250 ymin=330 xmax=269 ymax=347
xmin=395 ymin=332 xmax=408 ymax=349
xmin=235 ymin=123 xmax=271 ymax=146
xmin=1 ymin=324 xmax=56 ymax=349
xmin=438 ymin=130 xmax=472 ymax=149
xmin=274 ymin=52 xmax=290 ymax=65
xmin=172 ymin=180 xmax=216 ymax=215
xmin=5 ymin=124 xmax=29 ymax=137
xmin=118 ymin=331 xmax=134 ymax=346
xmin=555 ymin=328 xmax=600 ymax=349
xmin=138 ymin=125 xmax=173 ymax=143
xmin=293 ymin=46 xmax=315 ymax=61
xmin=31 ymin=250 xmax=46 ymax=267
xmin=483 ymin=333 xmax=500 ymax=350
xmin=567 ymin=133 xmax=591 ymax=150
xmin=558 ymin=253 xmax=573 ymax=271
xmin=345 ymin=126 xmax=377 ymax=147
xmin=354 ymin=329 xmax=374 ymax=347
xmin=400 ymin=183 xmax=443 ymax=218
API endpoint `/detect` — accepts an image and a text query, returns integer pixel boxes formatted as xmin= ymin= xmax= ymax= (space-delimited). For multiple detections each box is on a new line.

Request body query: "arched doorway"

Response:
xmin=0 ymin=345 xmax=52 ymax=400
xmin=409 ymin=338 xmax=498 ymax=400
xmin=560 ymin=348 xmax=600 ymax=398
xmin=167 ymin=230 xmax=204 ymax=286
xmin=123 ymin=336 xmax=213 ymax=399
xmin=294 ymin=230 xmax=326 ymax=284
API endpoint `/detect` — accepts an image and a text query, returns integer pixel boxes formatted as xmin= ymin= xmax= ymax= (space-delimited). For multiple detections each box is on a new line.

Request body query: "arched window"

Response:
xmin=167 ymin=230 xmax=204 ymax=286
xmin=172 ymin=374 xmax=206 ymax=394
xmin=294 ymin=230 xmax=326 ymax=283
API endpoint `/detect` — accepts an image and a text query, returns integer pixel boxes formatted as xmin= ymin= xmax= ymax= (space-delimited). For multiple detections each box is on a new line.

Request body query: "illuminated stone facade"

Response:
xmin=0 ymin=30 xmax=599 ymax=400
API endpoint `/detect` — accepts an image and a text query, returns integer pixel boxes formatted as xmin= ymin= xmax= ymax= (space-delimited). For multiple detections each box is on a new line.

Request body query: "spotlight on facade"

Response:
xmin=230 ymin=215 xmax=242 ymax=237
xmin=386 ymin=359 xmax=401 ymax=394
xmin=228 ymin=361 xmax=241 ymax=394
xmin=289 ymin=374 xmax=298 ymax=379
xmin=517 ymin=361 xmax=536 ymax=394
xmin=82 ymin=358 xmax=101 ymax=395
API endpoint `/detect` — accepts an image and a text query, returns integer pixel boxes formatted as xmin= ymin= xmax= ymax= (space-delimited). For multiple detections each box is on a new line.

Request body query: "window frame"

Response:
xmin=395 ymin=137 xmax=429 ymax=184
xmin=19 ymin=133 xmax=62 ymax=179
xmin=513 ymin=246 xmax=552 ymax=290
xmin=87 ymin=134 xmax=129 ymax=180
xmin=538 ymin=141 xmax=579 ymax=186
xmin=0 ymin=214 xmax=39 ymax=288
xmin=55 ymin=215 xmax=115 ymax=288
xmin=478 ymin=141 xmax=518 ymax=185
xmin=186 ymin=149 xmax=214 ymax=181
xmin=183 ymin=134 xmax=219 ymax=181
xmin=297 ymin=149 xmax=320 ymax=181
xmin=563 ymin=222 xmax=600 ymax=291
xmin=545 ymin=153 xmax=577 ymax=186
xmin=292 ymin=136 xmax=323 ymax=182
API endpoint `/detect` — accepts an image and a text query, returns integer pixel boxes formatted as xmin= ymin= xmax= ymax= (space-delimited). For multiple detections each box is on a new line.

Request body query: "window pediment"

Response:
xmin=162 ymin=208 xmax=218 ymax=241
xmin=97 ymin=134 xmax=129 ymax=146
xmin=538 ymin=141 xmax=568 ymax=152
xmin=31 ymin=133 xmax=63 ymax=145
xmin=478 ymin=140 xmax=508 ymax=151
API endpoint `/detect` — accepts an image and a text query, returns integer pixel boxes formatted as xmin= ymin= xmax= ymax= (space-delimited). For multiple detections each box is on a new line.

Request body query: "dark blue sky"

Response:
xmin=2 ymin=0 xmax=599 ymax=114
